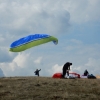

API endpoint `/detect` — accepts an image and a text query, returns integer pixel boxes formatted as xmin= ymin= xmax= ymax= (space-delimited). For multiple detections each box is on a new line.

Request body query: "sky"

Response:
xmin=0 ymin=0 xmax=100 ymax=77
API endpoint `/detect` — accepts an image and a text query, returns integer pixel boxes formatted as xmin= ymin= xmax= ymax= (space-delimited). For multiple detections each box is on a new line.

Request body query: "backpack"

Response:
xmin=87 ymin=74 xmax=96 ymax=79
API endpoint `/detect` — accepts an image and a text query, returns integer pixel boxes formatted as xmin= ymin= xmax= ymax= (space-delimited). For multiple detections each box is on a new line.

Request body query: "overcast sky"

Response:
xmin=0 ymin=0 xmax=100 ymax=77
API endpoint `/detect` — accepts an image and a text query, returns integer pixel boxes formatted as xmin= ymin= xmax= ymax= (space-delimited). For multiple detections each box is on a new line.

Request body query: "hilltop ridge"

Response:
xmin=0 ymin=76 xmax=100 ymax=100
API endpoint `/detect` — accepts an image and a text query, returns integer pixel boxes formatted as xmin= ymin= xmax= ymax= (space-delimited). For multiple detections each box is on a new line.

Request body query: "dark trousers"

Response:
xmin=62 ymin=70 xmax=66 ymax=78
xmin=62 ymin=70 xmax=69 ymax=78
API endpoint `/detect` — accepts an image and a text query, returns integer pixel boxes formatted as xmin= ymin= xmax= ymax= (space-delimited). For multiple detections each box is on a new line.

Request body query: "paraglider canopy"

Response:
xmin=52 ymin=73 xmax=62 ymax=78
xmin=69 ymin=72 xmax=80 ymax=78
xmin=9 ymin=34 xmax=58 ymax=52
xmin=52 ymin=72 xmax=80 ymax=78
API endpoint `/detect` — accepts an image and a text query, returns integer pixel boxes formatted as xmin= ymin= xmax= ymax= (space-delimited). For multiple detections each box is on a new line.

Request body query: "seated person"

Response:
xmin=84 ymin=69 xmax=89 ymax=76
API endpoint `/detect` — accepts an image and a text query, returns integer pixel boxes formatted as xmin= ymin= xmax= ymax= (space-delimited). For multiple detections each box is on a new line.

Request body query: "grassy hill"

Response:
xmin=0 ymin=76 xmax=100 ymax=100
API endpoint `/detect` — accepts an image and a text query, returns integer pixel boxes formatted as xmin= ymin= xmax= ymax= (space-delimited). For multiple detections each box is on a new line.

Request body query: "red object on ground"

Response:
xmin=69 ymin=72 xmax=80 ymax=78
xmin=52 ymin=73 xmax=62 ymax=78
xmin=52 ymin=72 xmax=80 ymax=78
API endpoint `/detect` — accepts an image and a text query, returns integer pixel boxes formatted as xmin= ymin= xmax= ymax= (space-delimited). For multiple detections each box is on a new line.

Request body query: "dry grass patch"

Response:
xmin=0 ymin=77 xmax=100 ymax=100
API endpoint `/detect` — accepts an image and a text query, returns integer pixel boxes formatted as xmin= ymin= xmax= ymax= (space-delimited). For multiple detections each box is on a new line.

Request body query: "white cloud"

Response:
xmin=70 ymin=39 xmax=83 ymax=44
xmin=13 ymin=53 xmax=30 ymax=68
xmin=0 ymin=62 xmax=18 ymax=76
xmin=63 ymin=0 xmax=100 ymax=23
xmin=85 ymin=58 xmax=100 ymax=74
xmin=34 ymin=57 xmax=42 ymax=64
xmin=0 ymin=0 xmax=100 ymax=77
xmin=0 ymin=42 xmax=100 ymax=76
xmin=0 ymin=68 xmax=5 ymax=77
xmin=0 ymin=0 xmax=70 ymax=35
xmin=48 ymin=64 xmax=63 ymax=75
xmin=0 ymin=47 xmax=16 ymax=62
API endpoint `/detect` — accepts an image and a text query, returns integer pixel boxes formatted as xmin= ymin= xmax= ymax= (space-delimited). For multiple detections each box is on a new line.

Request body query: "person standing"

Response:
xmin=34 ymin=69 xmax=41 ymax=77
xmin=62 ymin=62 xmax=72 ymax=78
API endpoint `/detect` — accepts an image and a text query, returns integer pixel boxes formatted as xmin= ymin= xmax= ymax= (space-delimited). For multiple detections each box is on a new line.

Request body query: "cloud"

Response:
xmin=34 ymin=57 xmax=42 ymax=64
xmin=0 ymin=68 xmax=5 ymax=77
xmin=0 ymin=47 xmax=16 ymax=63
xmin=0 ymin=53 xmax=35 ymax=76
xmin=48 ymin=64 xmax=63 ymax=75
xmin=63 ymin=0 xmax=100 ymax=23
xmin=0 ymin=0 xmax=100 ymax=77
xmin=85 ymin=58 xmax=100 ymax=74
xmin=70 ymin=39 xmax=83 ymax=44
xmin=47 ymin=42 xmax=100 ymax=76
xmin=0 ymin=0 xmax=70 ymax=35
xmin=0 ymin=42 xmax=100 ymax=76
xmin=70 ymin=57 xmax=100 ymax=76
xmin=13 ymin=53 xmax=30 ymax=68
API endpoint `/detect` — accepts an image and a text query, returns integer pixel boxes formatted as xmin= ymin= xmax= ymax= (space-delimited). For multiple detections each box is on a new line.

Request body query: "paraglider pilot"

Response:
xmin=34 ymin=69 xmax=41 ymax=77
xmin=84 ymin=69 xmax=89 ymax=76
xmin=62 ymin=62 xmax=72 ymax=78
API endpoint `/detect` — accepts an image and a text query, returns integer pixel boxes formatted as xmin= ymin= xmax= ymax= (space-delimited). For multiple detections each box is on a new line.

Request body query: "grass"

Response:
xmin=0 ymin=76 xmax=100 ymax=100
